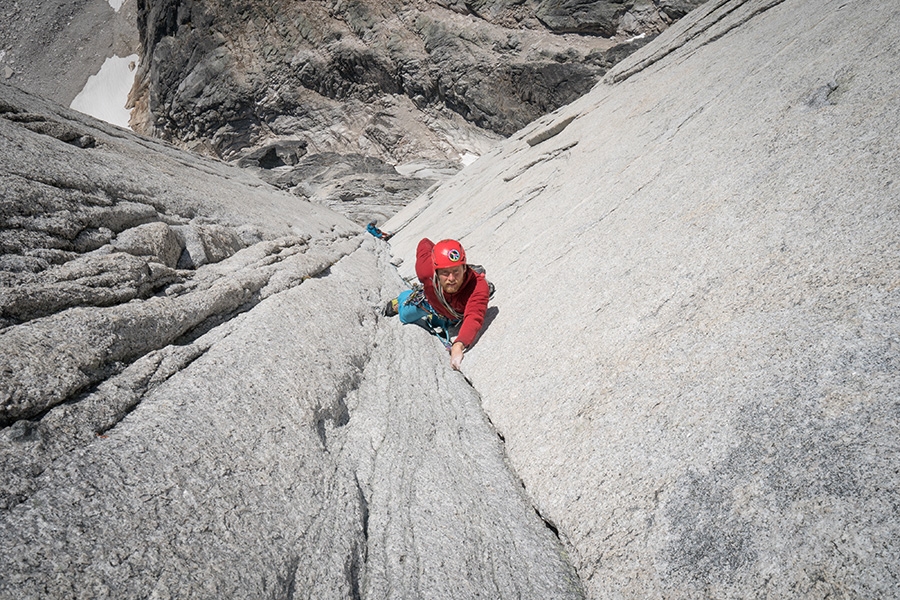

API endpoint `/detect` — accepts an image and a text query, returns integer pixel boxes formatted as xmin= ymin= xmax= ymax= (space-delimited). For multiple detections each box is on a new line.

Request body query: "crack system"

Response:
xmin=607 ymin=0 xmax=788 ymax=84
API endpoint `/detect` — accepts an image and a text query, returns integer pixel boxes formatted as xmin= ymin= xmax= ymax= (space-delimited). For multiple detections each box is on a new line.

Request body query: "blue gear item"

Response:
xmin=396 ymin=287 xmax=460 ymax=349
xmin=397 ymin=288 xmax=431 ymax=324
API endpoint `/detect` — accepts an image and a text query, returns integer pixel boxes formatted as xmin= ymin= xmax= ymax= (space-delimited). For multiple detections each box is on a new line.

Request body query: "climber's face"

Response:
xmin=436 ymin=265 xmax=465 ymax=294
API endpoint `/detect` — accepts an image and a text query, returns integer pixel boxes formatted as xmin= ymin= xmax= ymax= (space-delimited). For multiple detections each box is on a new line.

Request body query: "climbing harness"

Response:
xmin=385 ymin=265 xmax=495 ymax=350
xmin=403 ymin=284 xmax=459 ymax=349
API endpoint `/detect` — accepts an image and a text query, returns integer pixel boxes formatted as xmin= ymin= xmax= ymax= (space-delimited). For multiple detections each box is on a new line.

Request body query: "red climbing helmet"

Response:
xmin=432 ymin=239 xmax=466 ymax=269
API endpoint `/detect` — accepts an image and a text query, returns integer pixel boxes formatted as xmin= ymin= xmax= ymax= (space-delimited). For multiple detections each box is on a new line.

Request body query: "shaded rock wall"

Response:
xmin=0 ymin=0 xmax=703 ymax=230
xmin=0 ymin=0 xmax=705 ymax=229
xmin=386 ymin=0 xmax=900 ymax=596
xmin=130 ymin=0 xmax=682 ymax=162
xmin=126 ymin=0 xmax=707 ymax=225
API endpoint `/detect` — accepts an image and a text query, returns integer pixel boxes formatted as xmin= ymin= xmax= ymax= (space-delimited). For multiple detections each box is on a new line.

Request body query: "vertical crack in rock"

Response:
xmin=276 ymin=556 xmax=301 ymax=600
xmin=335 ymin=247 xmax=586 ymax=597
xmin=463 ymin=372 xmax=571 ymax=549
xmin=535 ymin=507 xmax=562 ymax=539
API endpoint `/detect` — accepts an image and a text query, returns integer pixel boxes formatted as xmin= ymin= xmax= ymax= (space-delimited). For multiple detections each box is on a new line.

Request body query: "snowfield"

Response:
xmin=70 ymin=54 xmax=138 ymax=129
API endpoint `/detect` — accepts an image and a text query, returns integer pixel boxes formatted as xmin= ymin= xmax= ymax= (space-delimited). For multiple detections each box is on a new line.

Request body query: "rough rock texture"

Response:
xmin=0 ymin=0 xmax=698 ymax=228
xmin=130 ymin=0 xmax=681 ymax=159
xmin=128 ymin=0 xmax=690 ymax=223
xmin=0 ymin=82 xmax=581 ymax=598
xmin=386 ymin=0 xmax=900 ymax=597
xmin=536 ymin=0 xmax=633 ymax=35
xmin=6 ymin=0 xmax=897 ymax=597
xmin=1 ymin=242 xmax=583 ymax=599
xmin=0 ymin=83 xmax=353 ymax=332
xmin=0 ymin=1 xmax=703 ymax=228
xmin=0 ymin=0 xmax=139 ymax=107
xmin=258 ymin=151 xmax=441 ymax=229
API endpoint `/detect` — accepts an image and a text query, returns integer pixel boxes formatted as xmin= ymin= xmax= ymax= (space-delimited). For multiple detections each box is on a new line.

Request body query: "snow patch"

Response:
xmin=70 ymin=54 xmax=139 ymax=129
xmin=108 ymin=0 xmax=125 ymax=11
xmin=461 ymin=152 xmax=480 ymax=166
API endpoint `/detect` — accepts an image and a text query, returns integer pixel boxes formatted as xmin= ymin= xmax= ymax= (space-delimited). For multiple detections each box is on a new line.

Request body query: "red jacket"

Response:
xmin=415 ymin=238 xmax=490 ymax=348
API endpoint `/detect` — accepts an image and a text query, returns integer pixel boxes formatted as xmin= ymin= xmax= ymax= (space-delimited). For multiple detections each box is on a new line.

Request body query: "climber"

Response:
xmin=384 ymin=238 xmax=490 ymax=371
xmin=366 ymin=220 xmax=393 ymax=240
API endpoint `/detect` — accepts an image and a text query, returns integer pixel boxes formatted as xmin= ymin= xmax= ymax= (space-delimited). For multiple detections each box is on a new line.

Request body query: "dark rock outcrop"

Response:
xmin=536 ymin=0 xmax=632 ymax=35
xmin=2 ymin=1 xmax=704 ymax=227
xmin=258 ymin=151 xmax=439 ymax=227
xmin=126 ymin=0 xmax=683 ymax=224
xmin=129 ymin=0 xmax=678 ymax=163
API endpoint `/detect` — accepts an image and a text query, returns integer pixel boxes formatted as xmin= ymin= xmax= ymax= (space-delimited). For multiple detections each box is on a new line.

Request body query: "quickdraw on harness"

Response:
xmin=403 ymin=283 xmax=458 ymax=349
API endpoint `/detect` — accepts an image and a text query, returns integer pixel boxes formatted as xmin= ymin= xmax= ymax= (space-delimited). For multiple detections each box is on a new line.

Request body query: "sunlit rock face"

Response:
xmin=386 ymin=0 xmax=900 ymax=597
xmin=5 ymin=0 xmax=896 ymax=598
xmin=0 ymin=81 xmax=584 ymax=599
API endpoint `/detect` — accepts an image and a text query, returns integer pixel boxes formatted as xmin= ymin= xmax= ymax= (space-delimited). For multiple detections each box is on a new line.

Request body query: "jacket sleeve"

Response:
xmin=455 ymin=272 xmax=490 ymax=348
xmin=415 ymin=238 xmax=435 ymax=283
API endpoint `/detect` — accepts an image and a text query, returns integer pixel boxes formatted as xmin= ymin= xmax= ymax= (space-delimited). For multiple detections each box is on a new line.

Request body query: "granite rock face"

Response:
xmin=5 ymin=0 xmax=897 ymax=597
xmin=0 ymin=81 xmax=358 ymax=425
xmin=386 ymin=0 xmax=900 ymax=597
xmin=130 ymin=0 xmax=688 ymax=160
xmin=0 ymin=82 xmax=581 ymax=598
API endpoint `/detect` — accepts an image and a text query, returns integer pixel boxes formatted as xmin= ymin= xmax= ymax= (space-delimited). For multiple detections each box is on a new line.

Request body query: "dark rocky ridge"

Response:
xmin=131 ymin=0 xmax=699 ymax=160
xmin=128 ymin=0 xmax=703 ymax=223
xmin=2 ymin=1 xmax=703 ymax=227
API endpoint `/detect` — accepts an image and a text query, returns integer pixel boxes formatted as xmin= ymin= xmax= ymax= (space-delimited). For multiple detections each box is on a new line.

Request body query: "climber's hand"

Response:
xmin=450 ymin=341 xmax=465 ymax=371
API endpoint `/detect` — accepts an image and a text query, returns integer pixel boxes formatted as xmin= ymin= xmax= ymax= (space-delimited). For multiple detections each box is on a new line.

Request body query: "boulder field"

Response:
xmin=2 ymin=0 xmax=899 ymax=597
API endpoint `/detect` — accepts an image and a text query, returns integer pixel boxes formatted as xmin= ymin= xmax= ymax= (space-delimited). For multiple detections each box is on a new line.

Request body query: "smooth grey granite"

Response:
xmin=387 ymin=0 xmax=900 ymax=597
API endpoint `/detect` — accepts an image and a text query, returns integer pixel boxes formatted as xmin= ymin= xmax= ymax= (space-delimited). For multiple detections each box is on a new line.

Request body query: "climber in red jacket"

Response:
xmin=385 ymin=238 xmax=491 ymax=370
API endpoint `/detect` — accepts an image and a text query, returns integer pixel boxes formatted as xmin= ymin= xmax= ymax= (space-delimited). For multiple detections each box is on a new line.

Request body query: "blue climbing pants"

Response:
xmin=397 ymin=289 xmax=430 ymax=324
xmin=397 ymin=289 xmax=460 ymax=333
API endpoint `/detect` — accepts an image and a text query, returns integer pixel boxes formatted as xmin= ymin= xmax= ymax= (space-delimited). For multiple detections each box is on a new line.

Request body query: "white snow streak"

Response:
xmin=461 ymin=152 xmax=480 ymax=166
xmin=70 ymin=54 xmax=139 ymax=129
